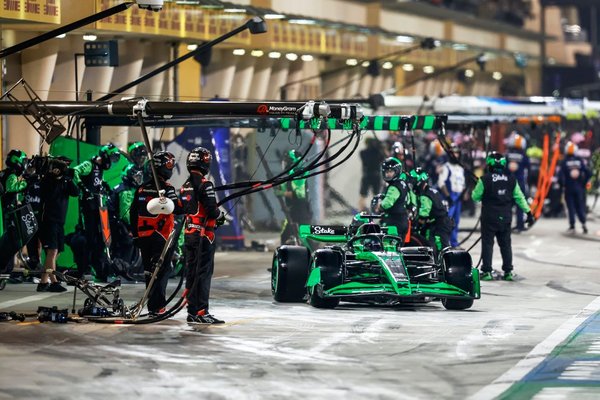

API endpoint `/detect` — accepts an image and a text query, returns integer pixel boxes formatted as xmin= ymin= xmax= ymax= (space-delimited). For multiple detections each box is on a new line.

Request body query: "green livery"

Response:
xmin=272 ymin=216 xmax=480 ymax=310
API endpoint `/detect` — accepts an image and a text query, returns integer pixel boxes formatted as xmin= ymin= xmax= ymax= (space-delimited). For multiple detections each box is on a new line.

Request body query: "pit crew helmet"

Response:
xmin=5 ymin=149 xmax=27 ymax=175
xmin=283 ymin=149 xmax=301 ymax=169
xmin=508 ymin=132 xmax=527 ymax=150
xmin=99 ymin=143 xmax=121 ymax=170
xmin=186 ymin=146 xmax=212 ymax=175
xmin=429 ymin=140 xmax=444 ymax=157
xmin=391 ymin=141 xmax=405 ymax=159
xmin=565 ymin=141 xmax=578 ymax=156
xmin=153 ymin=151 xmax=175 ymax=180
xmin=410 ymin=167 xmax=429 ymax=193
xmin=486 ymin=151 xmax=507 ymax=172
xmin=128 ymin=142 xmax=148 ymax=167
xmin=449 ymin=143 xmax=461 ymax=164
xmin=121 ymin=164 xmax=143 ymax=187
xmin=381 ymin=157 xmax=403 ymax=182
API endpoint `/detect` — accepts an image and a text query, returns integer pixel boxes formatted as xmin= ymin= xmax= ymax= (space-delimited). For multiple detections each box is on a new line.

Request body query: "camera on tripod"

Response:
xmin=26 ymin=155 xmax=73 ymax=180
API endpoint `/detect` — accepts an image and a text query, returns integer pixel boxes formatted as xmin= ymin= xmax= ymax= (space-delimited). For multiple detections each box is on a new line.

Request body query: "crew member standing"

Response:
xmin=411 ymin=168 xmax=453 ymax=254
xmin=23 ymin=159 xmax=43 ymax=271
xmin=110 ymin=164 xmax=143 ymax=263
xmin=377 ymin=157 xmax=410 ymax=240
xmin=130 ymin=151 xmax=182 ymax=316
xmin=358 ymin=138 xmax=386 ymax=211
xmin=180 ymin=147 xmax=225 ymax=324
xmin=73 ymin=143 xmax=121 ymax=278
xmin=276 ymin=149 xmax=312 ymax=245
xmin=560 ymin=141 xmax=591 ymax=234
xmin=0 ymin=150 xmax=28 ymax=273
xmin=506 ymin=133 xmax=530 ymax=232
xmin=472 ymin=152 xmax=534 ymax=281
xmin=437 ymin=144 xmax=465 ymax=247
xmin=38 ymin=160 xmax=79 ymax=292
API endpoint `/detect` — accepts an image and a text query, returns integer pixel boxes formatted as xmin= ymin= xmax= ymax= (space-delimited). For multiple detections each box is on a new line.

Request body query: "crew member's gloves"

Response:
xmin=216 ymin=212 xmax=226 ymax=227
xmin=526 ymin=211 xmax=535 ymax=228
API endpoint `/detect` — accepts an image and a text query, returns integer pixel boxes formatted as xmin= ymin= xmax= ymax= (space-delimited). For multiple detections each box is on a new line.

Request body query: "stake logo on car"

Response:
xmin=311 ymin=226 xmax=336 ymax=235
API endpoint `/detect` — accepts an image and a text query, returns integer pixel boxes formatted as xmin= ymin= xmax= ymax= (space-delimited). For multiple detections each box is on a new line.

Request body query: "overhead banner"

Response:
xmin=95 ymin=0 xmax=251 ymax=44
xmin=0 ymin=0 xmax=61 ymax=24
xmin=270 ymin=20 xmax=368 ymax=57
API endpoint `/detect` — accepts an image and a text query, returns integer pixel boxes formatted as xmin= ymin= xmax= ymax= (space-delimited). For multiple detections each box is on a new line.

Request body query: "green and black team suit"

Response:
xmin=472 ymin=152 xmax=534 ymax=281
xmin=411 ymin=167 xmax=453 ymax=254
xmin=0 ymin=150 xmax=28 ymax=272
xmin=378 ymin=157 xmax=410 ymax=241
xmin=276 ymin=149 xmax=312 ymax=245
xmin=127 ymin=141 xmax=148 ymax=179
xmin=23 ymin=162 xmax=43 ymax=270
xmin=180 ymin=147 xmax=225 ymax=324
xmin=130 ymin=151 xmax=183 ymax=315
xmin=109 ymin=164 xmax=143 ymax=265
xmin=73 ymin=143 xmax=121 ymax=278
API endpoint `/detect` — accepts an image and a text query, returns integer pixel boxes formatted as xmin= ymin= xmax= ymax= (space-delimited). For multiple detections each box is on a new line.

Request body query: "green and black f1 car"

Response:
xmin=271 ymin=216 xmax=480 ymax=310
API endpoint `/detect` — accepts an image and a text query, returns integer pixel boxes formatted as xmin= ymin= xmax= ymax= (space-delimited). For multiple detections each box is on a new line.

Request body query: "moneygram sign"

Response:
xmin=256 ymin=104 xmax=298 ymax=116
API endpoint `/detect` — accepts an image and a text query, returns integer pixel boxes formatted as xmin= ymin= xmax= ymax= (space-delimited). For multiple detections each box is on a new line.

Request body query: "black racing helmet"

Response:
xmin=381 ymin=157 xmax=403 ymax=182
xmin=153 ymin=151 xmax=175 ymax=180
xmin=186 ymin=146 xmax=212 ymax=175
xmin=5 ymin=149 xmax=27 ymax=175
xmin=486 ymin=151 xmax=507 ymax=172
xmin=121 ymin=164 xmax=143 ymax=187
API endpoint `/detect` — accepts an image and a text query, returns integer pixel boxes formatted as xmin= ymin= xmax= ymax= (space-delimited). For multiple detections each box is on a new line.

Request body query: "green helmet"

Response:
xmin=283 ymin=149 xmax=301 ymax=169
xmin=5 ymin=149 xmax=27 ymax=175
xmin=486 ymin=151 xmax=506 ymax=171
xmin=410 ymin=167 xmax=429 ymax=192
xmin=128 ymin=141 xmax=147 ymax=167
xmin=381 ymin=157 xmax=403 ymax=182
xmin=127 ymin=141 xmax=145 ymax=154
xmin=98 ymin=143 xmax=121 ymax=170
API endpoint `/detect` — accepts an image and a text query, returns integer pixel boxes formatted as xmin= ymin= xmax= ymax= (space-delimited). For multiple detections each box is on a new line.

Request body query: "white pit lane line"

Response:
xmin=468 ymin=295 xmax=600 ymax=400
xmin=0 ymin=291 xmax=67 ymax=309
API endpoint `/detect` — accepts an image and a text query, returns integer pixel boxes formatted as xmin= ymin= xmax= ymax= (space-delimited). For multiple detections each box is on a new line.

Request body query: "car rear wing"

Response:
xmin=297 ymin=224 xmax=400 ymax=250
xmin=298 ymin=225 xmax=349 ymax=248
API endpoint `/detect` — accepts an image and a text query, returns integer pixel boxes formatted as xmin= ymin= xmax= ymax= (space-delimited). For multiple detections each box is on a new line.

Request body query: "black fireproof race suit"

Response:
xmin=180 ymin=172 xmax=220 ymax=317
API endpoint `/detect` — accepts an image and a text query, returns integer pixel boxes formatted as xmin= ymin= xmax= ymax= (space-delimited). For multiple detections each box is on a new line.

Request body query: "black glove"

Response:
xmin=526 ymin=211 xmax=535 ymax=228
xmin=216 ymin=212 xmax=226 ymax=227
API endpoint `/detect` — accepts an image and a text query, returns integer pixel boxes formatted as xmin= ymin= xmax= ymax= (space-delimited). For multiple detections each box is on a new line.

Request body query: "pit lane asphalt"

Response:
xmin=0 ymin=216 xmax=599 ymax=400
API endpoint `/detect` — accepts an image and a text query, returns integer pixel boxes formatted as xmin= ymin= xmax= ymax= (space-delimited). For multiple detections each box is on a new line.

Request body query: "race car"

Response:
xmin=271 ymin=215 xmax=480 ymax=310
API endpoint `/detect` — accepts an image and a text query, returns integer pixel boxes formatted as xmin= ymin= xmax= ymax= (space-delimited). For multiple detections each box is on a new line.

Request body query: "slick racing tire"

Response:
xmin=441 ymin=249 xmax=474 ymax=310
xmin=272 ymin=245 xmax=311 ymax=302
xmin=309 ymin=249 xmax=343 ymax=309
